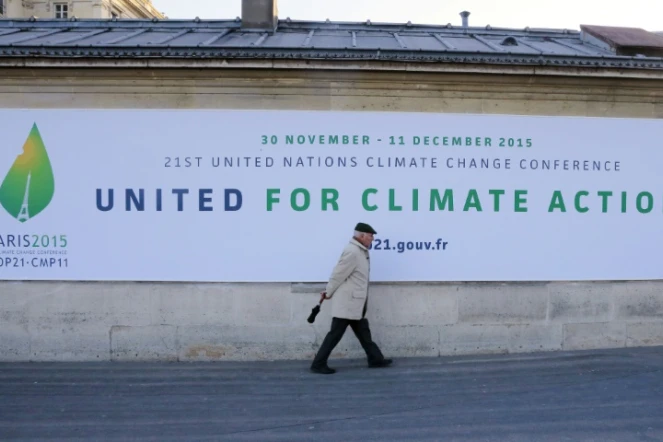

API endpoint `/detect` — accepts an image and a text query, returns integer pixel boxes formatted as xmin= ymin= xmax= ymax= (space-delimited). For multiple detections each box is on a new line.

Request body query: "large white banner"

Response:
xmin=0 ymin=109 xmax=661 ymax=282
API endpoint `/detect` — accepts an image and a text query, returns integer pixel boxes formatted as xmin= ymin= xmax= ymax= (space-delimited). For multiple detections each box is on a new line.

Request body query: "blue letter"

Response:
xmin=199 ymin=189 xmax=213 ymax=211
xmin=126 ymin=189 xmax=145 ymax=211
xmin=96 ymin=189 xmax=113 ymax=211
xmin=225 ymin=189 xmax=242 ymax=211
xmin=172 ymin=189 xmax=189 ymax=211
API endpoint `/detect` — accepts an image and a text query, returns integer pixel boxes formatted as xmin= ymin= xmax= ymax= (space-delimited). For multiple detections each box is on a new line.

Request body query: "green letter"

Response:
xmin=514 ymin=190 xmax=528 ymax=212
xmin=489 ymin=189 xmax=505 ymax=212
xmin=321 ymin=188 xmax=339 ymax=211
xmin=362 ymin=188 xmax=377 ymax=211
xmin=430 ymin=189 xmax=454 ymax=211
xmin=637 ymin=191 xmax=653 ymax=213
xmin=575 ymin=191 xmax=589 ymax=213
xmin=389 ymin=189 xmax=402 ymax=211
xmin=548 ymin=191 xmax=566 ymax=212
xmin=291 ymin=188 xmax=310 ymax=212
xmin=412 ymin=189 xmax=419 ymax=212
xmin=266 ymin=189 xmax=280 ymax=211
xmin=598 ymin=191 xmax=612 ymax=213
xmin=463 ymin=189 xmax=482 ymax=212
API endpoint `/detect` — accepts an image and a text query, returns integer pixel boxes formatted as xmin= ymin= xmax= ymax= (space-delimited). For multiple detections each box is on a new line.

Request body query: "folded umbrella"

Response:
xmin=307 ymin=296 xmax=325 ymax=323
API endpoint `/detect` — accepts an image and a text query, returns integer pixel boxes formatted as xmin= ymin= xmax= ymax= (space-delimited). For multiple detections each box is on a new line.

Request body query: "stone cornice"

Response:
xmin=108 ymin=0 xmax=164 ymax=19
xmin=1 ymin=57 xmax=663 ymax=80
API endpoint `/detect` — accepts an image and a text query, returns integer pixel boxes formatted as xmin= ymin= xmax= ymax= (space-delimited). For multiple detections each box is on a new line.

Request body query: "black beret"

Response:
xmin=355 ymin=222 xmax=377 ymax=234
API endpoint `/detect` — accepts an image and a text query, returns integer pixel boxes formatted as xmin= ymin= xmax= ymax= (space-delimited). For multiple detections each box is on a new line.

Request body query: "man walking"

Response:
xmin=310 ymin=222 xmax=393 ymax=374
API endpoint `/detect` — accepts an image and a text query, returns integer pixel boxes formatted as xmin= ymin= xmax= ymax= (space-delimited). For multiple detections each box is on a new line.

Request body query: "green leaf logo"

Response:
xmin=0 ymin=123 xmax=55 ymax=222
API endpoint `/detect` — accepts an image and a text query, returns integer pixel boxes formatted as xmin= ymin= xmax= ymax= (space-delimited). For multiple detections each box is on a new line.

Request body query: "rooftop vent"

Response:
xmin=460 ymin=11 xmax=470 ymax=28
xmin=242 ymin=0 xmax=278 ymax=32
xmin=501 ymin=36 xmax=518 ymax=46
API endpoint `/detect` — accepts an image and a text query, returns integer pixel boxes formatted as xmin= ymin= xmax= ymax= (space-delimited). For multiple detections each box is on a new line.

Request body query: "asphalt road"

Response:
xmin=1 ymin=347 xmax=662 ymax=441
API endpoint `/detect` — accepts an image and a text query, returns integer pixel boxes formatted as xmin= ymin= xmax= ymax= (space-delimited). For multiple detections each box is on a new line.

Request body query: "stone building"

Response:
xmin=0 ymin=0 xmax=165 ymax=19
xmin=1 ymin=0 xmax=663 ymax=362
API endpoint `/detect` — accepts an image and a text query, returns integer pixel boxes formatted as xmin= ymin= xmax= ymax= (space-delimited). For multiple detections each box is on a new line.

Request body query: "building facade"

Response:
xmin=0 ymin=0 xmax=165 ymax=20
xmin=1 ymin=0 xmax=663 ymax=362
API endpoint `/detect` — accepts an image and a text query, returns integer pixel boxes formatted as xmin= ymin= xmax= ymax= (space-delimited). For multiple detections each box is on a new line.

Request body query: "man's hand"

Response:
xmin=320 ymin=291 xmax=328 ymax=302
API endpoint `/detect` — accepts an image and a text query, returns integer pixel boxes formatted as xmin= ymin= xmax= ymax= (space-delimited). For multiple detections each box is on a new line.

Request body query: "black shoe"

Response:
xmin=310 ymin=365 xmax=336 ymax=374
xmin=368 ymin=359 xmax=393 ymax=368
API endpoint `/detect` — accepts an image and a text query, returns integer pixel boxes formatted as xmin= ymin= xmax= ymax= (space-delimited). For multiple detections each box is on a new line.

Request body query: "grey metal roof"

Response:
xmin=0 ymin=18 xmax=662 ymax=70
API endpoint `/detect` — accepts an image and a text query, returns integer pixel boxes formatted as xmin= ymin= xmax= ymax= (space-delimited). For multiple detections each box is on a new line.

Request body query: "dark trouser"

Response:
xmin=311 ymin=317 xmax=385 ymax=367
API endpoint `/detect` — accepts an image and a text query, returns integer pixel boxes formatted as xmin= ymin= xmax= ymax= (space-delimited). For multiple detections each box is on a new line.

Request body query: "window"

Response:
xmin=54 ymin=3 xmax=68 ymax=19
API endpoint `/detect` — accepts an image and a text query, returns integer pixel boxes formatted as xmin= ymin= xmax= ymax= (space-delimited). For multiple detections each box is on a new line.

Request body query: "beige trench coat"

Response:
xmin=325 ymin=238 xmax=370 ymax=320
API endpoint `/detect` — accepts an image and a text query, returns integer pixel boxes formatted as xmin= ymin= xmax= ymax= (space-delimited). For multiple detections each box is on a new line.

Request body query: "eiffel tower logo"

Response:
xmin=0 ymin=123 xmax=55 ymax=222
xmin=17 ymin=172 xmax=31 ymax=222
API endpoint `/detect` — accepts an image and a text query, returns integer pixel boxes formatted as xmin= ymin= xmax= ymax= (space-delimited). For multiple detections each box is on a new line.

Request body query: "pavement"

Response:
xmin=1 ymin=346 xmax=662 ymax=441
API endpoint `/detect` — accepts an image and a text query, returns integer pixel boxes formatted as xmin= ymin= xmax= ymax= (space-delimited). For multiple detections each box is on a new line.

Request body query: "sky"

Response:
xmin=151 ymin=0 xmax=662 ymax=32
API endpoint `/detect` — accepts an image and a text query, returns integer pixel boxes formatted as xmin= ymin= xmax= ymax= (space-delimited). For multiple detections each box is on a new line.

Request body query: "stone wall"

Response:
xmin=0 ymin=68 xmax=661 ymax=118
xmin=2 ymin=281 xmax=663 ymax=362
xmin=1 ymin=67 xmax=662 ymax=361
